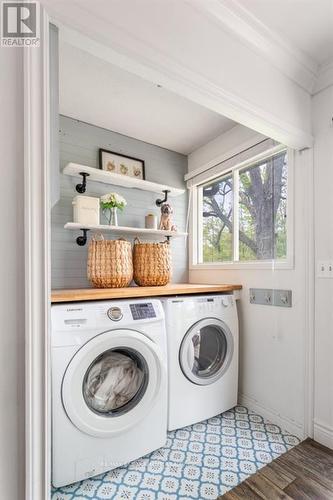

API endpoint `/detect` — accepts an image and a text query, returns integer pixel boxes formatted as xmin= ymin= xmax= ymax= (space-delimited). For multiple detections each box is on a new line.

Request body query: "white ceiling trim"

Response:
xmin=313 ymin=60 xmax=333 ymax=95
xmin=59 ymin=23 xmax=313 ymax=150
xmin=187 ymin=0 xmax=318 ymax=94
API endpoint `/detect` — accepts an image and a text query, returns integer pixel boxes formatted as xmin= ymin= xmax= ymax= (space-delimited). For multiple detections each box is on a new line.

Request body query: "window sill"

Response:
xmin=190 ymin=260 xmax=294 ymax=271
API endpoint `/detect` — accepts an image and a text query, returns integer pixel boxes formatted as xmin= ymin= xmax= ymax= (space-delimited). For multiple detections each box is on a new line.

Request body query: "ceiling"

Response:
xmin=59 ymin=42 xmax=236 ymax=155
xmin=47 ymin=0 xmax=331 ymax=150
xmin=236 ymin=0 xmax=333 ymax=66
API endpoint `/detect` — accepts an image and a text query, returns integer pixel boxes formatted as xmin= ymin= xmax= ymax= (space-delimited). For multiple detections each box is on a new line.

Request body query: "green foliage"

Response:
xmin=100 ymin=201 xmax=125 ymax=211
xmin=202 ymin=217 xmax=232 ymax=262
xmin=202 ymin=151 xmax=288 ymax=263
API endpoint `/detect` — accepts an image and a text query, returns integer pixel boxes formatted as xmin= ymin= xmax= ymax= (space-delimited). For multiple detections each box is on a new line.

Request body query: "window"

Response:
xmin=196 ymin=149 xmax=289 ymax=266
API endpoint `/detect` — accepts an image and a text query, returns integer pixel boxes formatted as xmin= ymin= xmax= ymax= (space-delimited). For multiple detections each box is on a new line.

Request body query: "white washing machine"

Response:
xmin=162 ymin=294 xmax=238 ymax=431
xmin=51 ymin=299 xmax=167 ymax=487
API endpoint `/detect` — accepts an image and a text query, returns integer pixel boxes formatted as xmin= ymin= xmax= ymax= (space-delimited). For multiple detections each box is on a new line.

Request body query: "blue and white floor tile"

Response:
xmin=52 ymin=406 xmax=300 ymax=500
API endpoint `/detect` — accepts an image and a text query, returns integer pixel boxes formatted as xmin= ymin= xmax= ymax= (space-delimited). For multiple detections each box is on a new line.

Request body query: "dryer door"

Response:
xmin=61 ymin=328 xmax=165 ymax=437
xmin=179 ymin=318 xmax=233 ymax=385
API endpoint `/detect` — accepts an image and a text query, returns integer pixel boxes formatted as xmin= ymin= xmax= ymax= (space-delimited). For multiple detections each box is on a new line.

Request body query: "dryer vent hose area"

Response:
xmin=83 ymin=351 xmax=145 ymax=414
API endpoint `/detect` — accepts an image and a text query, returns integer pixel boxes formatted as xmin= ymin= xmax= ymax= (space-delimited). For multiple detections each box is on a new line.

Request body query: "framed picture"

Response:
xmin=99 ymin=148 xmax=145 ymax=180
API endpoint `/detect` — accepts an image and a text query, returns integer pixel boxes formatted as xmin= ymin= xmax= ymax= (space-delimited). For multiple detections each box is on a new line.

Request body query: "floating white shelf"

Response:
xmin=63 ymin=163 xmax=185 ymax=198
xmin=64 ymin=222 xmax=187 ymax=244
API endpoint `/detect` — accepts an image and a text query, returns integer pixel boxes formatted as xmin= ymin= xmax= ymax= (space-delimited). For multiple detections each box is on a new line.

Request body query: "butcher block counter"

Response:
xmin=51 ymin=283 xmax=242 ymax=303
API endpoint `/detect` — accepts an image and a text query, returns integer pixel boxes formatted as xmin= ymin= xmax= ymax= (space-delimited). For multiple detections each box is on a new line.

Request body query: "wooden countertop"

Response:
xmin=51 ymin=283 xmax=242 ymax=303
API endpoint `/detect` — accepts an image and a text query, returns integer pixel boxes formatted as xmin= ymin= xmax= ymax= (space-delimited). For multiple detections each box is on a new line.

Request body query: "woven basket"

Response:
xmin=133 ymin=238 xmax=172 ymax=286
xmin=87 ymin=235 xmax=133 ymax=288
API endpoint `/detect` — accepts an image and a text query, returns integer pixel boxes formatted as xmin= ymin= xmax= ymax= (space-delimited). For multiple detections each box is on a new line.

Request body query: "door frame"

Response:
xmin=24 ymin=9 xmax=315 ymax=500
xmin=24 ymin=7 xmax=51 ymax=500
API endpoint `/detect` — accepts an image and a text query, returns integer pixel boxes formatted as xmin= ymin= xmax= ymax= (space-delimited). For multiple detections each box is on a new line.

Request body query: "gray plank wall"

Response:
xmin=51 ymin=116 xmax=188 ymax=289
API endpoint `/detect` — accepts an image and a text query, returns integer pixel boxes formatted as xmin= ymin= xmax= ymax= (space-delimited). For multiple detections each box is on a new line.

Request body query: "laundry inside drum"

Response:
xmin=82 ymin=348 xmax=149 ymax=416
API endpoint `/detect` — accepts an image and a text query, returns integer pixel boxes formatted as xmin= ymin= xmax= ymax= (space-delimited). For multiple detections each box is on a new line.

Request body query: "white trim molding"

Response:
xmin=186 ymin=0 xmax=318 ymax=94
xmin=313 ymin=60 xmax=333 ymax=95
xmin=314 ymin=420 xmax=333 ymax=450
xmin=185 ymin=131 xmax=265 ymax=182
xmin=51 ymin=20 xmax=313 ymax=150
xmin=24 ymin=8 xmax=51 ymax=500
xmin=303 ymin=148 xmax=315 ymax=439
xmin=187 ymin=142 xmax=285 ymax=185
xmin=239 ymin=393 xmax=304 ymax=439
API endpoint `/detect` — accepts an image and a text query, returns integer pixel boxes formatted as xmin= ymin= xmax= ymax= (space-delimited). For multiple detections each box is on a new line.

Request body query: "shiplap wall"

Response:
xmin=51 ymin=116 xmax=188 ymax=289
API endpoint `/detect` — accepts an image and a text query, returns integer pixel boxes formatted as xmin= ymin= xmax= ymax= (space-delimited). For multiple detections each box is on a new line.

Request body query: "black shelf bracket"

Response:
xmin=156 ymin=189 xmax=170 ymax=206
xmin=76 ymin=228 xmax=90 ymax=246
xmin=76 ymin=172 xmax=90 ymax=194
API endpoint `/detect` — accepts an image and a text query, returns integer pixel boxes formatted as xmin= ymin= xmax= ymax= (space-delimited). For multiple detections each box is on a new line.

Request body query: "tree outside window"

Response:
xmin=201 ymin=150 xmax=288 ymax=263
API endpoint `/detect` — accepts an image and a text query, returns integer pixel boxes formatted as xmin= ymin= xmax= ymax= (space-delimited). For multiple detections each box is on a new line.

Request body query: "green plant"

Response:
xmin=100 ymin=192 xmax=127 ymax=211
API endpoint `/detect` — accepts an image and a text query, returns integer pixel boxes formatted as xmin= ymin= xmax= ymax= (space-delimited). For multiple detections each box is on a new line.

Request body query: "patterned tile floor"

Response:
xmin=52 ymin=406 xmax=300 ymax=500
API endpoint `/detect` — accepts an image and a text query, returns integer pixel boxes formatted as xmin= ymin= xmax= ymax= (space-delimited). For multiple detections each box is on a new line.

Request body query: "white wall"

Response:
xmin=188 ymin=125 xmax=311 ymax=437
xmin=312 ymin=85 xmax=333 ymax=448
xmin=59 ymin=41 xmax=235 ymax=156
xmin=0 ymin=49 xmax=25 ymax=499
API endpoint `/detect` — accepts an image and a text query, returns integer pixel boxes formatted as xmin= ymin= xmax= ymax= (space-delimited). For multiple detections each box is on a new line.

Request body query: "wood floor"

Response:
xmin=220 ymin=438 xmax=333 ymax=499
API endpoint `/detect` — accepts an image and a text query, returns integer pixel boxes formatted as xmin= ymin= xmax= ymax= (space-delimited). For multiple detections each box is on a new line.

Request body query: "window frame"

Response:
xmin=189 ymin=146 xmax=294 ymax=270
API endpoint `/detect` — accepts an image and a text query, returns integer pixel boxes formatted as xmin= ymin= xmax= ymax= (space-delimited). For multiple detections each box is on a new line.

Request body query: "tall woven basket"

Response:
xmin=133 ymin=238 xmax=171 ymax=286
xmin=87 ymin=235 xmax=133 ymax=288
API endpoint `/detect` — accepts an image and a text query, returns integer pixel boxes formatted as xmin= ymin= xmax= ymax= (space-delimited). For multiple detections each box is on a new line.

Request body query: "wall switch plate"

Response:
xmin=317 ymin=260 xmax=333 ymax=278
xmin=249 ymin=288 xmax=292 ymax=307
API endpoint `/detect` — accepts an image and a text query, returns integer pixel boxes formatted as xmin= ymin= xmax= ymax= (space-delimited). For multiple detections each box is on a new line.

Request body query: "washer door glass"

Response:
xmin=83 ymin=348 xmax=148 ymax=416
xmin=180 ymin=318 xmax=233 ymax=385
xmin=61 ymin=329 xmax=164 ymax=438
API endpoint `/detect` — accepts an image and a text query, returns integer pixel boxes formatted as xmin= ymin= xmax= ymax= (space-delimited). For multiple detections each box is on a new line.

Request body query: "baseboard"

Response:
xmin=314 ymin=420 xmax=333 ymax=450
xmin=239 ymin=393 xmax=304 ymax=439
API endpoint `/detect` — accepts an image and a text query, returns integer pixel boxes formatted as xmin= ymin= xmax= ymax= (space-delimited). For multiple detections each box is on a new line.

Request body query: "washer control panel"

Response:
xmin=107 ymin=306 xmax=123 ymax=321
xmin=130 ymin=302 xmax=156 ymax=320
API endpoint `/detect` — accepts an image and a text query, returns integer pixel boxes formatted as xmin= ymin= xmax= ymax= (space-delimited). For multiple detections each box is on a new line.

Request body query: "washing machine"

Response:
xmin=162 ymin=294 xmax=238 ymax=431
xmin=51 ymin=299 xmax=167 ymax=487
